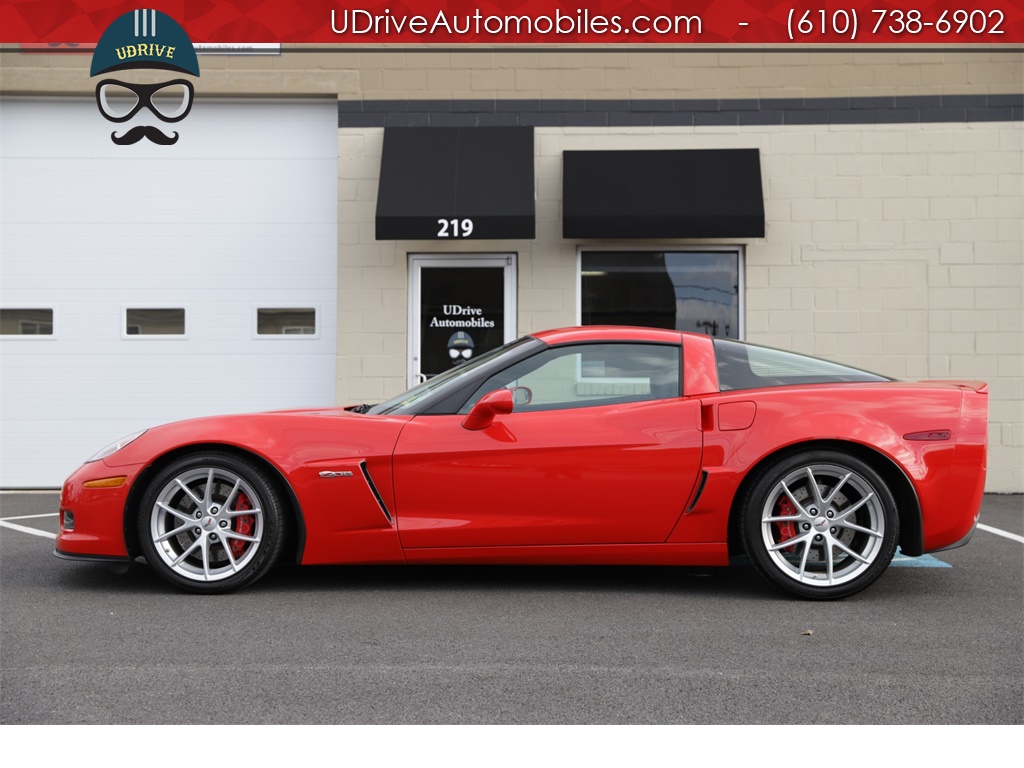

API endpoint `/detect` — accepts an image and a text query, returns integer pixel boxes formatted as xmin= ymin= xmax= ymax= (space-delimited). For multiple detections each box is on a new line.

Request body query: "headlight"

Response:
xmin=86 ymin=430 xmax=146 ymax=463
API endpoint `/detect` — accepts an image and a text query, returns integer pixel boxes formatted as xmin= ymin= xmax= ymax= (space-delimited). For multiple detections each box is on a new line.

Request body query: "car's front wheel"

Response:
xmin=741 ymin=450 xmax=899 ymax=599
xmin=137 ymin=452 xmax=286 ymax=593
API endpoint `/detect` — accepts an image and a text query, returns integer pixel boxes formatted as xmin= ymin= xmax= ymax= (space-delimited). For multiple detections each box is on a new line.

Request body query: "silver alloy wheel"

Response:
xmin=759 ymin=463 xmax=886 ymax=587
xmin=149 ymin=467 xmax=265 ymax=583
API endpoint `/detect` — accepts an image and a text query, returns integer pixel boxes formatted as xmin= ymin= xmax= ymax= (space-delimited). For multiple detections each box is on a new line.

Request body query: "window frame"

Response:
xmin=575 ymin=246 xmax=745 ymax=340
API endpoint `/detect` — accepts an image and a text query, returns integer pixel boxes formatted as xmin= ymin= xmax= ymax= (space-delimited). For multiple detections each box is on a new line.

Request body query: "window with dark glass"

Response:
xmin=714 ymin=338 xmax=890 ymax=391
xmin=581 ymin=251 xmax=741 ymax=338
xmin=257 ymin=308 xmax=317 ymax=335
xmin=0 ymin=308 xmax=53 ymax=335
xmin=125 ymin=308 xmax=185 ymax=335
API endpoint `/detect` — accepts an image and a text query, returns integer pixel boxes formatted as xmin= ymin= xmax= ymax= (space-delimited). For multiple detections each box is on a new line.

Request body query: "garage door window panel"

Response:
xmin=256 ymin=308 xmax=318 ymax=337
xmin=124 ymin=308 xmax=186 ymax=337
xmin=1 ymin=308 xmax=54 ymax=336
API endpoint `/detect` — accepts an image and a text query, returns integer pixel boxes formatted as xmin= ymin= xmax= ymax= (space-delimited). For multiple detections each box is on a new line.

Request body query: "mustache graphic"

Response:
xmin=110 ymin=126 xmax=179 ymax=145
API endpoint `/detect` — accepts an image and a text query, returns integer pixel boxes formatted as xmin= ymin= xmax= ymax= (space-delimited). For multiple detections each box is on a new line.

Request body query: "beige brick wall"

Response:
xmin=343 ymin=122 xmax=1022 ymax=492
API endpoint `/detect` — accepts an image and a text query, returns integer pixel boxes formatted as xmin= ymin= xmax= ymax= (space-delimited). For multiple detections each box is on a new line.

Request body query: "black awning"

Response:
xmin=375 ymin=127 xmax=535 ymax=240
xmin=563 ymin=148 xmax=765 ymax=239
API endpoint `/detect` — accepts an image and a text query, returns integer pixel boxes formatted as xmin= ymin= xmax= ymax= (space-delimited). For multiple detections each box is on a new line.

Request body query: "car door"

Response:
xmin=392 ymin=342 xmax=703 ymax=549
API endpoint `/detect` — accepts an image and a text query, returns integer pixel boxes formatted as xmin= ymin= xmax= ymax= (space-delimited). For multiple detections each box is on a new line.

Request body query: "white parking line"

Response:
xmin=978 ymin=523 xmax=1024 ymax=545
xmin=1 ymin=516 xmax=1020 ymax=546
xmin=0 ymin=519 xmax=57 ymax=539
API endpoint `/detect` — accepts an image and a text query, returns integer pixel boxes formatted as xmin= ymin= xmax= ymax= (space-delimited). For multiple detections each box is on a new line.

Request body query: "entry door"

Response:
xmin=408 ymin=255 xmax=517 ymax=388
xmin=393 ymin=340 xmax=701 ymax=549
xmin=393 ymin=401 xmax=704 ymax=549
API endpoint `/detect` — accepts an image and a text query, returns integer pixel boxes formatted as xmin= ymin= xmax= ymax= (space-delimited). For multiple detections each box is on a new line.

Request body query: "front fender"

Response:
xmin=102 ymin=410 xmax=414 ymax=565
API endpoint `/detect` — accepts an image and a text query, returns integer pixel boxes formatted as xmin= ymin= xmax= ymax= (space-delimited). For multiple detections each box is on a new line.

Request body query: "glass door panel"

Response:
xmin=408 ymin=255 xmax=517 ymax=387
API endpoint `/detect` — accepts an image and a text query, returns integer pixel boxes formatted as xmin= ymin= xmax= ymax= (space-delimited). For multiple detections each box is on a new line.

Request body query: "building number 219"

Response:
xmin=437 ymin=218 xmax=474 ymax=237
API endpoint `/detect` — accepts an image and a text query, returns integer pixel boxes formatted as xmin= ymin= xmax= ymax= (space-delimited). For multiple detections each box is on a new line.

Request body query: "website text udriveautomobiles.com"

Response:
xmin=330 ymin=8 xmax=704 ymax=37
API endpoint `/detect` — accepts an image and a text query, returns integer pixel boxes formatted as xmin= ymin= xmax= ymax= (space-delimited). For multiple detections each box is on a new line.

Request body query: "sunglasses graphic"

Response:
xmin=95 ymin=79 xmax=195 ymax=123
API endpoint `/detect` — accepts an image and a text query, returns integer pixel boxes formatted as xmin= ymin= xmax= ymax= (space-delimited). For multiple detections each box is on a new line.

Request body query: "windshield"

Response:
xmin=367 ymin=337 xmax=538 ymax=415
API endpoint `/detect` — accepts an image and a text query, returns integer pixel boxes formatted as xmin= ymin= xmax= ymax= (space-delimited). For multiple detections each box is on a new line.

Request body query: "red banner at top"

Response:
xmin=3 ymin=0 xmax=1024 ymax=44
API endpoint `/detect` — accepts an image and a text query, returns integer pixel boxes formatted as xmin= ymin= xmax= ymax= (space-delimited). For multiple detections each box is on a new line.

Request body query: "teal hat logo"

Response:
xmin=91 ymin=9 xmax=199 ymax=76
xmin=91 ymin=9 xmax=200 ymax=145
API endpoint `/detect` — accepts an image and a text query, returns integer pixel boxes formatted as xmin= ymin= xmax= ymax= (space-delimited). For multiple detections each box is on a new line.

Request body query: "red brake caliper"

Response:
xmin=775 ymin=497 xmax=798 ymax=553
xmin=232 ymin=492 xmax=255 ymax=557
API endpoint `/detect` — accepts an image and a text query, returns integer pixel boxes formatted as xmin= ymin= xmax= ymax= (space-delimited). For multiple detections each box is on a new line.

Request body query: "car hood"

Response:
xmin=100 ymin=407 xmax=413 ymax=470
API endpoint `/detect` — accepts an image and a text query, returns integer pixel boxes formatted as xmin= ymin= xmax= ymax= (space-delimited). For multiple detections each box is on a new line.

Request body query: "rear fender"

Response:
xmin=673 ymin=386 xmax=965 ymax=552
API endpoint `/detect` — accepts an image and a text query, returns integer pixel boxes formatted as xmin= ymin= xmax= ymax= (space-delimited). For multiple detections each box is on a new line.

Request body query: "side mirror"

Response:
xmin=462 ymin=388 xmax=514 ymax=431
xmin=510 ymin=386 xmax=533 ymax=407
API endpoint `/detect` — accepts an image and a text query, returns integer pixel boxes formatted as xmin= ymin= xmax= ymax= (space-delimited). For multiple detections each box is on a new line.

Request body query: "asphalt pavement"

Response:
xmin=1 ymin=492 xmax=1021 ymax=725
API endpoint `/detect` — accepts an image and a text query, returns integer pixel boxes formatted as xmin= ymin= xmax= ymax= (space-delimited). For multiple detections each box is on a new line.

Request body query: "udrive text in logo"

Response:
xmin=90 ymin=9 xmax=200 ymax=145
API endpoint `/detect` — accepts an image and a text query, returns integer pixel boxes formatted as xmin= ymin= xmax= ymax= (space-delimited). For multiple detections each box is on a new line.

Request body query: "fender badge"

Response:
xmin=319 ymin=471 xmax=354 ymax=478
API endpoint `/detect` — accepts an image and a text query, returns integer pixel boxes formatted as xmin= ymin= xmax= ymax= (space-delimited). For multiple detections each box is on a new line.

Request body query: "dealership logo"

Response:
xmin=447 ymin=331 xmax=475 ymax=366
xmin=90 ymin=9 xmax=200 ymax=145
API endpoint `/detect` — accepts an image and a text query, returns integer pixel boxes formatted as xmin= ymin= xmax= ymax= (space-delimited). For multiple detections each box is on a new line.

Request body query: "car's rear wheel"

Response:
xmin=137 ymin=452 xmax=285 ymax=593
xmin=741 ymin=450 xmax=899 ymax=599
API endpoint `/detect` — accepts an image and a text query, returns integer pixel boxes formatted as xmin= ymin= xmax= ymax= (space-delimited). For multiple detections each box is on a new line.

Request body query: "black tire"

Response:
xmin=137 ymin=452 xmax=286 ymax=594
xmin=740 ymin=450 xmax=899 ymax=600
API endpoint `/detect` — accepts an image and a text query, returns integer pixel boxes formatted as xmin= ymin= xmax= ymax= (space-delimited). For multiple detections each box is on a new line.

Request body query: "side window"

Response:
xmin=714 ymin=338 xmax=889 ymax=391
xmin=462 ymin=343 xmax=680 ymax=413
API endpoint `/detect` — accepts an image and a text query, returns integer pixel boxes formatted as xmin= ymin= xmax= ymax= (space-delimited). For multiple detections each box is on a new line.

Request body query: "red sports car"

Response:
xmin=56 ymin=326 xmax=988 ymax=599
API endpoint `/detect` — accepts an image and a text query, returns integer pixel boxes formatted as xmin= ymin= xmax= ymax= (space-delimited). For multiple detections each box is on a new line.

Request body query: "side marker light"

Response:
xmin=903 ymin=431 xmax=951 ymax=441
xmin=83 ymin=476 xmax=128 ymax=489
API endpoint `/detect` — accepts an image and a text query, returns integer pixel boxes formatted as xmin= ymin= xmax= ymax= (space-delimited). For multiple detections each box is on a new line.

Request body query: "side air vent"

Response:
xmin=360 ymin=460 xmax=393 ymax=525
xmin=686 ymin=471 xmax=709 ymax=513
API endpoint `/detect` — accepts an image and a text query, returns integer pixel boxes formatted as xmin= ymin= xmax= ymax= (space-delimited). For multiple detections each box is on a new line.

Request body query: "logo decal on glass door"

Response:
xmin=428 ymin=304 xmax=496 ymax=329
xmin=447 ymin=332 xmax=475 ymax=366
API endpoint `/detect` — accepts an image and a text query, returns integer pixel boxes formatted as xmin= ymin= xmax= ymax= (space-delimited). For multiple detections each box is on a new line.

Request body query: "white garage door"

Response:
xmin=0 ymin=99 xmax=338 ymax=487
